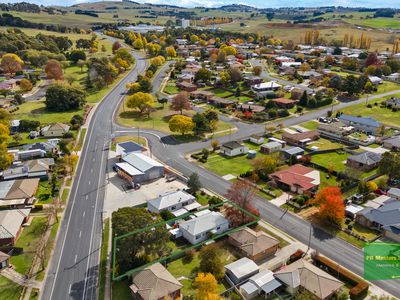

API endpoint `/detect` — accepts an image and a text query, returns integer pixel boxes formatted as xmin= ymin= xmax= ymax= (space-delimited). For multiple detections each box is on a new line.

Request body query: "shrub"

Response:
xmin=160 ymin=209 xmax=175 ymax=221
xmin=288 ymin=249 xmax=304 ymax=263
xmin=63 ymin=132 xmax=74 ymax=139
xmin=183 ymin=249 xmax=196 ymax=263
xmin=34 ymin=204 xmax=44 ymax=210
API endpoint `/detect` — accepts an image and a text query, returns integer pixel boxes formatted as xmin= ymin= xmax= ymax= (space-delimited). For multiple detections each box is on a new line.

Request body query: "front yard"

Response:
xmin=117 ymin=102 xmax=234 ymax=140
xmin=12 ymin=100 xmax=84 ymax=124
xmin=0 ymin=275 xmax=23 ymax=300
xmin=10 ymin=216 xmax=48 ymax=275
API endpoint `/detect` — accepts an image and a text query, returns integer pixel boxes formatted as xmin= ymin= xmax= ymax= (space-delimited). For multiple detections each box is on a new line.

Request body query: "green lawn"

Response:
xmin=338 ymin=94 xmax=400 ymax=127
xmin=319 ymin=170 xmax=340 ymax=189
xmin=200 ymin=141 xmax=276 ymax=177
xmin=36 ymin=179 xmax=61 ymax=204
xmin=0 ymin=275 xmax=23 ymax=300
xmin=61 ymin=188 xmax=70 ymax=203
xmin=163 ymin=80 xmax=180 ymax=95
xmin=312 ymin=152 xmax=348 ymax=172
xmin=299 ymin=120 xmax=320 ymax=130
xmin=111 ymin=279 xmax=131 ymax=300
xmin=117 ymin=102 xmax=234 ymax=139
xmin=111 ymin=135 xmax=147 ymax=151
xmin=209 ymin=88 xmax=233 ymax=98
xmin=36 ymin=220 xmax=60 ymax=281
xmin=10 ymin=216 xmax=48 ymax=275
xmin=12 ymin=101 xmax=83 ymax=125
xmin=99 ymin=218 xmax=110 ymax=300
xmin=167 ymin=248 xmax=235 ymax=297
xmin=308 ymin=138 xmax=343 ymax=151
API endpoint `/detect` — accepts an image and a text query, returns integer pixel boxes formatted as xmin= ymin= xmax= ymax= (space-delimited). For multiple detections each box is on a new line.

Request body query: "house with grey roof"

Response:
xmin=0 ymin=208 xmax=31 ymax=246
xmin=116 ymin=141 xmax=145 ymax=157
xmin=383 ymin=136 xmax=400 ymax=151
xmin=224 ymin=257 xmax=259 ymax=285
xmin=178 ymin=211 xmax=229 ymax=244
xmin=260 ymin=142 xmax=283 ymax=154
xmin=220 ymin=141 xmax=249 ymax=157
xmin=1 ymin=158 xmax=54 ymax=180
xmin=118 ymin=153 xmax=164 ymax=184
xmin=130 ymin=262 xmax=182 ymax=300
xmin=338 ymin=114 xmax=381 ymax=135
xmin=274 ymin=259 xmax=343 ymax=300
xmin=346 ymin=151 xmax=382 ymax=171
xmin=356 ymin=198 xmax=400 ymax=242
xmin=40 ymin=123 xmax=70 ymax=138
xmin=280 ymin=147 xmax=304 ymax=160
xmin=0 ymin=178 xmax=39 ymax=207
xmin=147 ymin=190 xmax=200 ymax=216
xmin=388 ymin=188 xmax=400 ymax=200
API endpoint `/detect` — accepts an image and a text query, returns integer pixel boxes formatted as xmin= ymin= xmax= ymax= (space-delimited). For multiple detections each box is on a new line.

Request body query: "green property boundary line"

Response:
xmin=112 ymin=200 xmax=260 ymax=281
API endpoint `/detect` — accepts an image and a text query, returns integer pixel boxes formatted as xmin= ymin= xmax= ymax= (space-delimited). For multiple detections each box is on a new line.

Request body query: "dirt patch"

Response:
xmin=261 ymin=22 xmax=333 ymax=30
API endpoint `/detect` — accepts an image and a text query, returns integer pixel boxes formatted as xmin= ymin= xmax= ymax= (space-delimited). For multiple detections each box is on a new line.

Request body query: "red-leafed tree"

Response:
xmin=314 ymin=186 xmax=345 ymax=225
xmin=112 ymin=41 xmax=122 ymax=54
xmin=44 ymin=60 xmax=64 ymax=80
xmin=170 ymin=91 xmax=191 ymax=114
xmin=225 ymin=180 xmax=260 ymax=226
xmin=364 ymin=52 xmax=380 ymax=67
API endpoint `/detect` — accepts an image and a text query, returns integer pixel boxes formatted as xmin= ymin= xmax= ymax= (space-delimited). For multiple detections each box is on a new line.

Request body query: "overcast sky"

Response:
xmin=4 ymin=0 xmax=400 ymax=8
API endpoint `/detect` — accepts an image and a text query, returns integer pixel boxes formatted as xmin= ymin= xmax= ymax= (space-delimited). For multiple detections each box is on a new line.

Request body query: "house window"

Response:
xmin=195 ymin=235 xmax=201 ymax=240
xmin=217 ymin=226 xmax=220 ymax=230
xmin=171 ymin=206 xmax=176 ymax=210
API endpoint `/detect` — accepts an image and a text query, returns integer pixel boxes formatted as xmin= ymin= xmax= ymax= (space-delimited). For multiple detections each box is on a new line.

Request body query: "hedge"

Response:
xmin=313 ymin=254 xmax=369 ymax=299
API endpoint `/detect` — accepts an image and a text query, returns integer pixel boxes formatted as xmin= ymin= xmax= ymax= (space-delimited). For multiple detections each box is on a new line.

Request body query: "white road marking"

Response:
xmin=68 ymin=284 xmax=72 ymax=294
xmin=74 ymin=255 xmax=78 ymax=263
xmin=79 ymin=231 xmax=82 ymax=238
xmin=82 ymin=138 xmax=106 ymax=299
xmin=82 ymin=211 xmax=86 ymax=217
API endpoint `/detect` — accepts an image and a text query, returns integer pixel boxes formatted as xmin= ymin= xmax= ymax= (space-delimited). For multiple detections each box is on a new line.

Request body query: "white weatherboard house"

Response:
xmin=147 ymin=190 xmax=201 ymax=216
xmin=220 ymin=141 xmax=249 ymax=157
xmin=178 ymin=211 xmax=229 ymax=244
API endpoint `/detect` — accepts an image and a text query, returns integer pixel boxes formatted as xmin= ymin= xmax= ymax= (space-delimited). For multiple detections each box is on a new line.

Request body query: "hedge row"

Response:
xmin=314 ymin=254 xmax=369 ymax=299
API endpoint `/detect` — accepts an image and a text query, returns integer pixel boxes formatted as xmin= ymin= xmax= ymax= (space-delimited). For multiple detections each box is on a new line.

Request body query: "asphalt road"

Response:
xmin=41 ymin=52 xmax=147 ymax=300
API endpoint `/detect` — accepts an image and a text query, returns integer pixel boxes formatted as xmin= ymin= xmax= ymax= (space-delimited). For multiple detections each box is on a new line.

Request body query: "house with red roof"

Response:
xmin=271 ymin=98 xmax=297 ymax=109
xmin=269 ymin=164 xmax=320 ymax=195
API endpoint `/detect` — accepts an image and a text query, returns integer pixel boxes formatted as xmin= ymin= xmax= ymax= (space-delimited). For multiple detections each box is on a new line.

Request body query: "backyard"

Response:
xmin=311 ymin=151 xmax=349 ymax=172
xmin=167 ymin=245 xmax=237 ymax=297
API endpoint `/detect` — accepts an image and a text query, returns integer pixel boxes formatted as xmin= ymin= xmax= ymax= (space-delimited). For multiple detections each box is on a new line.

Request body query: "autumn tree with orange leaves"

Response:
xmin=225 ymin=180 xmax=260 ymax=227
xmin=314 ymin=187 xmax=345 ymax=225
